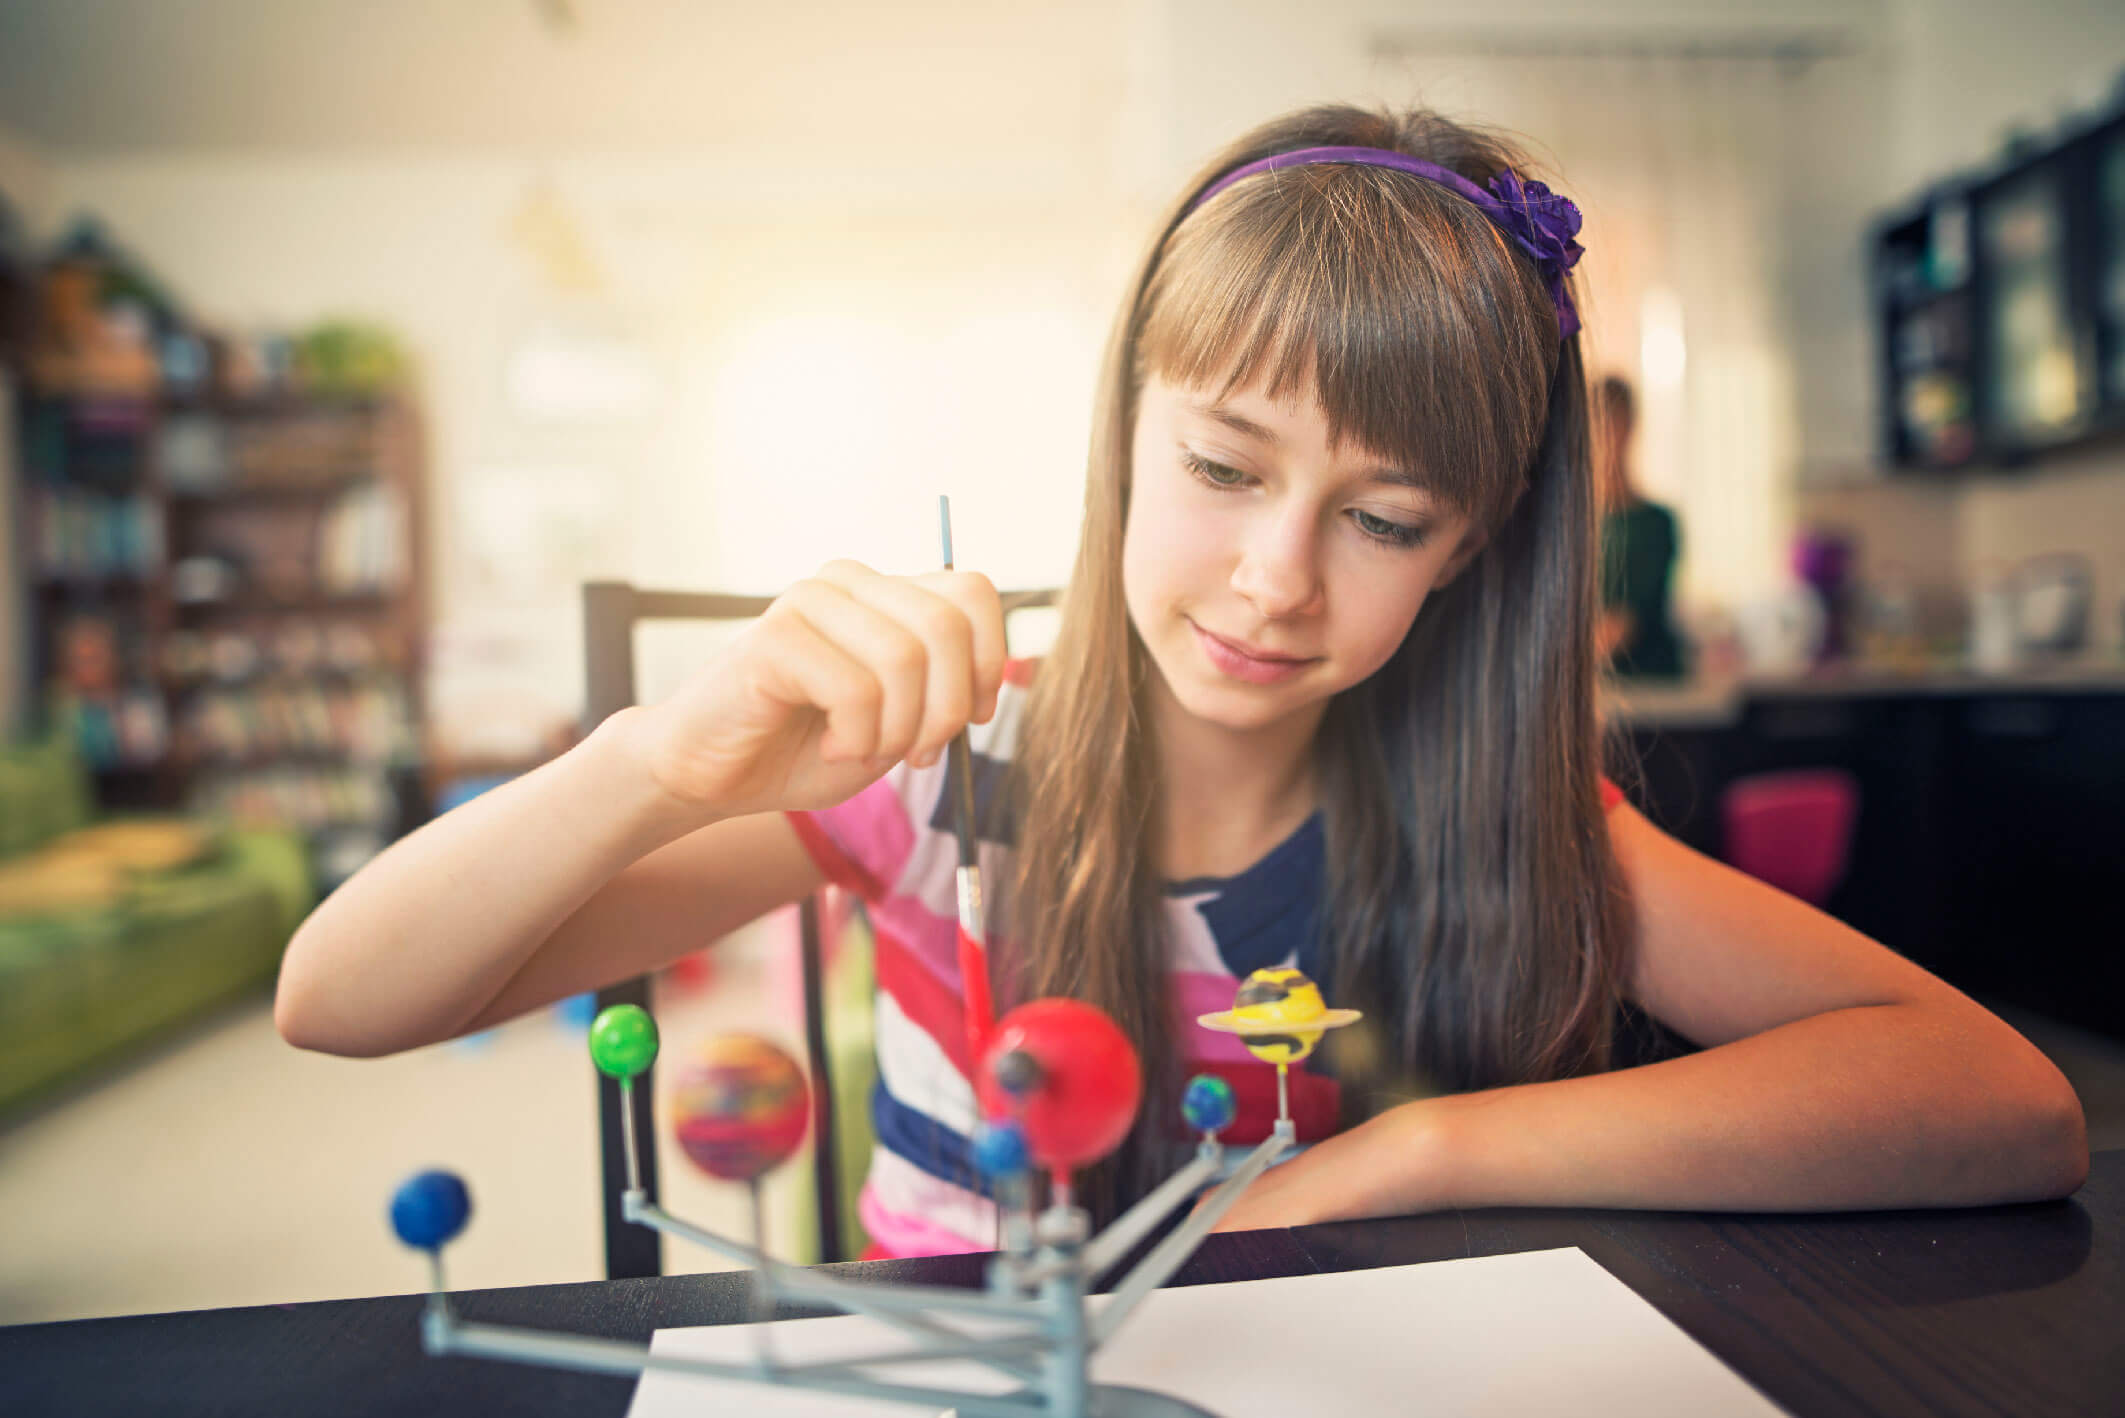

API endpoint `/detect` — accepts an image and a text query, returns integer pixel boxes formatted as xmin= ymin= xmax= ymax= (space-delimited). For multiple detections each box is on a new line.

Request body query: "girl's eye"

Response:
xmin=1181 ymin=450 xmax=1249 ymax=488
xmin=1185 ymin=448 xmax=1427 ymax=550
xmin=1352 ymin=508 xmax=1428 ymax=549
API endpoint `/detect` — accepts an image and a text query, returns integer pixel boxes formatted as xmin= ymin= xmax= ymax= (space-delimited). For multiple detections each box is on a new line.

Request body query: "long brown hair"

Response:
xmin=1001 ymin=104 xmax=1630 ymax=1220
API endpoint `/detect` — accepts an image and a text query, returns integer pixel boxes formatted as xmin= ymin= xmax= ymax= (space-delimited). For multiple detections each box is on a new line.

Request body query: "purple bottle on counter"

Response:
xmin=1793 ymin=529 xmax=1855 ymax=665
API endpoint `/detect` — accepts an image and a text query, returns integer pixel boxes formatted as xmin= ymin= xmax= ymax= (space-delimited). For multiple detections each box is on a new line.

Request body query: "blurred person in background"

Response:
xmin=1595 ymin=375 xmax=1685 ymax=680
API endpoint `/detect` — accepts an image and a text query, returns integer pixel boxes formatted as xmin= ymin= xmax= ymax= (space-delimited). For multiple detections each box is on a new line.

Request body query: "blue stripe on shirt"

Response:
xmin=871 ymin=1076 xmax=994 ymax=1196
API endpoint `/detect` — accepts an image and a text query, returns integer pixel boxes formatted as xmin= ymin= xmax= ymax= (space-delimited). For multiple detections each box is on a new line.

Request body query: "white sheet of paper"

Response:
xmin=626 ymin=1247 xmax=1786 ymax=1417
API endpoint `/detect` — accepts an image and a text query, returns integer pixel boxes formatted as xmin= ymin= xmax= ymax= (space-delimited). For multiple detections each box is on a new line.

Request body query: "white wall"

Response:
xmin=0 ymin=120 xmax=52 ymax=232
xmin=1885 ymin=0 xmax=2125 ymax=192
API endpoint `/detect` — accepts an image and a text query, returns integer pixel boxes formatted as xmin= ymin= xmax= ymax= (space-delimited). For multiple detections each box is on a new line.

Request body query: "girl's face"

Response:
xmin=1123 ymin=374 xmax=1477 ymax=736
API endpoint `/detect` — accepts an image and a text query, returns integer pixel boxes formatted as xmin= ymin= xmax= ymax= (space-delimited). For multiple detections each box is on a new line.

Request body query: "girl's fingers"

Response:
xmin=912 ymin=569 xmax=1007 ymax=723
xmin=814 ymin=561 xmax=983 ymax=763
xmin=745 ymin=603 xmax=883 ymax=763
xmin=772 ymin=578 xmax=928 ymax=762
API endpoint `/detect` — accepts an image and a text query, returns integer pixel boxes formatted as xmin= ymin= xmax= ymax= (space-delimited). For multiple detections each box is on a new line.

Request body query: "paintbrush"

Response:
xmin=938 ymin=495 xmax=997 ymax=1064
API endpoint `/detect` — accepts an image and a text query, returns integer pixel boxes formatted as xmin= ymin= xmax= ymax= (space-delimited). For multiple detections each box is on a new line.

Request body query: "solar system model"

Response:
xmin=389 ymin=966 xmax=1359 ymax=1418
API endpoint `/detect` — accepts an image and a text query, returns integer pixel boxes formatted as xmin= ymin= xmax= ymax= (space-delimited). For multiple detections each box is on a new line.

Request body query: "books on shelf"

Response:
xmin=53 ymin=689 xmax=170 ymax=769
xmin=31 ymin=487 xmax=164 ymax=579
xmin=187 ymin=765 xmax=398 ymax=833
xmin=158 ymin=404 xmax=388 ymax=494
xmin=177 ymin=679 xmax=413 ymax=765
xmin=318 ymin=481 xmax=407 ymax=594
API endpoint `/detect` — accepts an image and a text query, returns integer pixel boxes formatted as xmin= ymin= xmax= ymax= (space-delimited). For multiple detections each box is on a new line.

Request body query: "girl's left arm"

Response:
xmin=1214 ymin=801 xmax=2089 ymax=1230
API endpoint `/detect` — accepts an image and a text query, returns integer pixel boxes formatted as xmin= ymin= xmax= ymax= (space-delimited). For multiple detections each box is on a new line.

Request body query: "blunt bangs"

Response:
xmin=1134 ymin=164 xmax=1559 ymax=528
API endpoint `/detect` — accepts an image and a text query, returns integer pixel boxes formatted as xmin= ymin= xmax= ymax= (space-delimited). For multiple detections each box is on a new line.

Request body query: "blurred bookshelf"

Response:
xmin=14 ymin=385 xmax=428 ymax=890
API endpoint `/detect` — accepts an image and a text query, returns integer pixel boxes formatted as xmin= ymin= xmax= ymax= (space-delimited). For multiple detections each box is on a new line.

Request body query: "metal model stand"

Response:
xmin=389 ymin=971 xmax=1358 ymax=1418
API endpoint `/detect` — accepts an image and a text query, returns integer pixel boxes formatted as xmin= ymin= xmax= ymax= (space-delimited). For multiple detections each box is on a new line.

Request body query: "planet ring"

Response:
xmin=1195 ymin=1008 xmax=1362 ymax=1036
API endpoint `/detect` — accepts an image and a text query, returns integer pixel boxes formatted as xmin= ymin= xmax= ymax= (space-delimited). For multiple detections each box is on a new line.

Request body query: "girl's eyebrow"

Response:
xmin=1183 ymin=398 xmax=1280 ymax=446
xmin=1190 ymin=397 xmax=1419 ymax=491
xmin=1366 ymin=465 xmax=1431 ymax=491
xmin=1183 ymin=397 xmax=1430 ymax=493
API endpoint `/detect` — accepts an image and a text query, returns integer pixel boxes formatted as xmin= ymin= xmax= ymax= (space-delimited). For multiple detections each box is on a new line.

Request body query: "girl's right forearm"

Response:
xmin=274 ymin=707 xmax=712 ymax=1057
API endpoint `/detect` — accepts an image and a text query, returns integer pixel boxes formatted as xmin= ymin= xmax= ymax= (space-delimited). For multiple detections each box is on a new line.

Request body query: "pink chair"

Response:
xmin=1720 ymin=769 xmax=1859 ymax=907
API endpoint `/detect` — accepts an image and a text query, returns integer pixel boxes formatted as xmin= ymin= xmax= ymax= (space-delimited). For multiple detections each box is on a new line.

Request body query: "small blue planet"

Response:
xmin=971 ymin=1120 xmax=1031 ymax=1180
xmin=1181 ymin=1075 xmax=1237 ymax=1135
xmin=390 ymin=1170 xmax=471 ymax=1250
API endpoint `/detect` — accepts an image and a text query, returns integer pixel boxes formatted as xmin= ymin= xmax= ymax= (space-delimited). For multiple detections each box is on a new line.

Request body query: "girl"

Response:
xmin=277 ymin=104 xmax=2086 ymax=1255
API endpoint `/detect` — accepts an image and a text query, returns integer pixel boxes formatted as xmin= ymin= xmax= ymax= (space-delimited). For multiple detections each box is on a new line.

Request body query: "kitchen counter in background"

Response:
xmin=1600 ymin=663 xmax=2124 ymax=1042
xmin=1604 ymin=657 xmax=2125 ymax=730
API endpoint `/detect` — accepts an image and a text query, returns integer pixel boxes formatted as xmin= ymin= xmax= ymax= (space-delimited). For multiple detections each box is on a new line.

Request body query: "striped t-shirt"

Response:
xmin=786 ymin=660 xmax=1626 ymax=1257
xmin=790 ymin=659 xmax=1351 ymax=1258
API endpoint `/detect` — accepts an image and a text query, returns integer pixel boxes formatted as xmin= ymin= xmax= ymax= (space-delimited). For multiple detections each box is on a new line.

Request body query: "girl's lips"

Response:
xmin=1189 ymin=620 xmax=1315 ymax=685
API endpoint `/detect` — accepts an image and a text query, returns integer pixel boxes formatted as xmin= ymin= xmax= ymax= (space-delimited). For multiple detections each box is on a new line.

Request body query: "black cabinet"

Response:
xmin=1872 ymin=106 xmax=2125 ymax=468
xmin=2094 ymin=124 xmax=2125 ymax=416
xmin=1874 ymin=198 xmax=1979 ymax=469
xmin=1620 ymin=690 xmax=2124 ymax=1039
xmin=1942 ymin=694 xmax=2125 ymax=1034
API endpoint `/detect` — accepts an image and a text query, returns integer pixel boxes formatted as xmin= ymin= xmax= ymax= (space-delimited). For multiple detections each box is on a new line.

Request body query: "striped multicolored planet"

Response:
xmin=670 ymin=1034 xmax=811 ymax=1183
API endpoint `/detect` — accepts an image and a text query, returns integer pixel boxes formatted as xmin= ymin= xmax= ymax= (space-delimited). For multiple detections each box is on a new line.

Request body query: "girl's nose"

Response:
xmin=1230 ymin=507 xmax=1324 ymax=620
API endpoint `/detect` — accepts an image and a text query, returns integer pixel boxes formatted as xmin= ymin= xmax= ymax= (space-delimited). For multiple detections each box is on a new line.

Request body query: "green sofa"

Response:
xmin=0 ymin=733 xmax=312 ymax=1115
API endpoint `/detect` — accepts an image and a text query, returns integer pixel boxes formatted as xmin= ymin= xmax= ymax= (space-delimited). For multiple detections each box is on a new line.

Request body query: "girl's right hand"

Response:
xmin=624 ymin=560 xmax=1009 ymax=820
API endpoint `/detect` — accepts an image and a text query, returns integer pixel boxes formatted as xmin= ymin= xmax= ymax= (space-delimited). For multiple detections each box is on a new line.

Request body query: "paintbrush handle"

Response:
xmin=939 ymin=496 xmax=997 ymax=1055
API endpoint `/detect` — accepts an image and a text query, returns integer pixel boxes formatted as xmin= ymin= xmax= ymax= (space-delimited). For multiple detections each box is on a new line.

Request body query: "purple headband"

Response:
xmin=1186 ymin=145 xmax=1584 ymax=339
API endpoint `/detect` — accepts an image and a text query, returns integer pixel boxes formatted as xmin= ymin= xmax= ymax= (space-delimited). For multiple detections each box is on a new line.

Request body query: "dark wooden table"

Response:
xmin=7 ymin=1150 xmax=2119 ymax=1417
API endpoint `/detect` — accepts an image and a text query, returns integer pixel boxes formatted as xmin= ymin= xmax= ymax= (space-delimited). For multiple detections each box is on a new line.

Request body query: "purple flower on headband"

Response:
xmin=1186 ymin=147 xmax=1588 ymax=339
xmin=1485 ymin=170 xmax=1584 ymax=337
